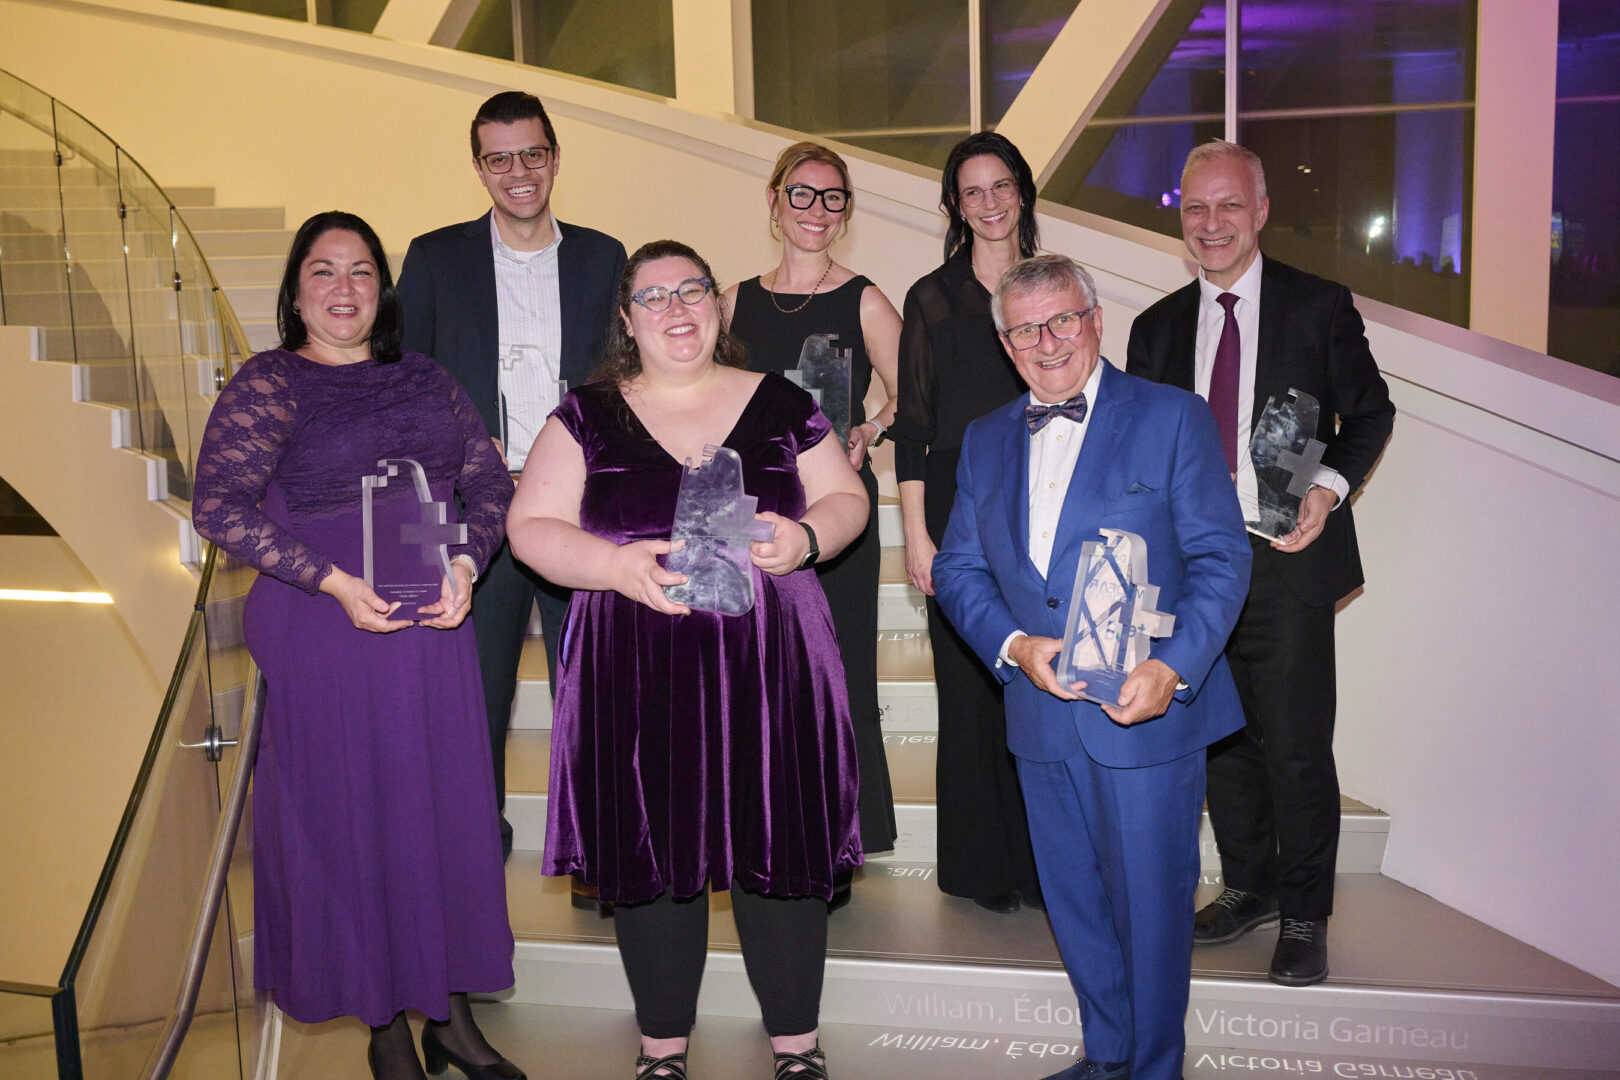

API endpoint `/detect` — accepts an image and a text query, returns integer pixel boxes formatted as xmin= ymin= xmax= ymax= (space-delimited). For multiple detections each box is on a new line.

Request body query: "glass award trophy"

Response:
xmin=498 ymin=344 xmax=566 ymax=472
xmin=786 ymin=333 xmax=854 ymax=448
xmin=1057 ymin=528 xmax=1176 ymax=706
xmin=663 ymin=445 xmax=776 ymax=616
xmin=361 ymin=458 xmax=467 ymax=619
xmin=1247 ymin=388 xmax=1327 ymax=541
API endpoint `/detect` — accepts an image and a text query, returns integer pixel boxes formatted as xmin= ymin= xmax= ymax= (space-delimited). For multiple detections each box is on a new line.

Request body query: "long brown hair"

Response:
xmin=590 ymin=239 xmax=750 ymax=387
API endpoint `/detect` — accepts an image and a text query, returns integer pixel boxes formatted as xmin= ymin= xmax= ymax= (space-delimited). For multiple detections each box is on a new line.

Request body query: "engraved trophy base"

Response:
xmin=361 ymin=458 xmax=467 ymax=621
xmin=1070 ymin=668 xmax=1129 ymax=708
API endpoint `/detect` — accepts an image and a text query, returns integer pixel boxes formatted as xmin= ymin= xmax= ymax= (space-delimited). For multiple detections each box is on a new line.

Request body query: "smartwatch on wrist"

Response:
xmin=799 ymin=521 xmax=820 ymax=569
xmin=867 ymin=417 xmax=888 ymax=447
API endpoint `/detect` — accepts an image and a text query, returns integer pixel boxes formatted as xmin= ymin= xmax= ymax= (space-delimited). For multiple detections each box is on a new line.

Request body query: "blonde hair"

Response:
xmin=767 ymin=141 xmax=853 ymax=242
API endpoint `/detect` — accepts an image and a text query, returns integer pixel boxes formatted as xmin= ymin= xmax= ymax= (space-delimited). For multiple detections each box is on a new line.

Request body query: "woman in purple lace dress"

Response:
xmin=192 ymin=212 xmax=522 ymax=1080
xmin=507 ymin=241 xmax=867 ymax=1080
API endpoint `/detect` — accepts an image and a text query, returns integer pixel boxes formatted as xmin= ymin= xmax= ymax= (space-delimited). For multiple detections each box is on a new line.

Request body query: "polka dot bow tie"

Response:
xmin=1024 ymin=394 xmax=1088 ymax=434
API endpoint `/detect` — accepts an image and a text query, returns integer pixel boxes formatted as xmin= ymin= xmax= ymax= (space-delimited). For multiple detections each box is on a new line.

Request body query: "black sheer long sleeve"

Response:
xmin=890 ymin=275 xmax=943 ymax=483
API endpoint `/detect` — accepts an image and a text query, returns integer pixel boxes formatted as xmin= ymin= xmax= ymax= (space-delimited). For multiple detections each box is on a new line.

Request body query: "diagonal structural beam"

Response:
xmin=995 ymin=0 xmax=1174 ymax=188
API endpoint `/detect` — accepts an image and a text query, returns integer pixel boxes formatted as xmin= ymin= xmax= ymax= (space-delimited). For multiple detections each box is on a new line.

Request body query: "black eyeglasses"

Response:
xmin=1001 ymin=307 xmax=1095 ymax=350
xmin=477 ymin=145 xmax=554 ymax=173
xmin=960 ymin=178 xmax=1019 ymax=209
xmin=783 ymin=184 xmax=850 ymax=213
xmin=631 ymin=277 xmax=714 ymax=312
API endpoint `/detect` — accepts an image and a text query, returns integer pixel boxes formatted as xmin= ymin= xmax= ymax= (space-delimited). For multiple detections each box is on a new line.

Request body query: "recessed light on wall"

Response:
xmin=0 ymin=589 xmax=114 ymax=604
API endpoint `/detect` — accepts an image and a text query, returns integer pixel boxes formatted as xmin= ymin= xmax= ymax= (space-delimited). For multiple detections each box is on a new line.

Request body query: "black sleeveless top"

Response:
xmin=729 ymin=275 xmax=873 ymax=432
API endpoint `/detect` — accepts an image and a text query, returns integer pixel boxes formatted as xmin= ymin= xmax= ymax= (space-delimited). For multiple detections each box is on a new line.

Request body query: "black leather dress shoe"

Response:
xmin=1269 ymin=918 xmax=1329 ymax=986
xmin=972 ymin=891 xmax=1021 ymax=914
xmin=1193 ymin=888 xmax=1279 ymax=944
xmin=1039 ymin=1057 xmax=1131 ymax=1079
xmin=420 ymin=1023 xmax=526 ymax=1079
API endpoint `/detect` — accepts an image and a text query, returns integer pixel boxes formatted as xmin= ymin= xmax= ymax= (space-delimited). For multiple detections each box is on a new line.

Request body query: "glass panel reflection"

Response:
xmin=118 ymin=151 xmax=186 ymax=467
xmin=52 ymin=107 xmax=138 ymax=408
xmin=753 ymin=0 xmax=969 ymax=169
xmin=69 ymin=616 xmax=238 ymax=1077
xmin=0 ymin=77 xmax=73 ymax=356
xmin=514 ymin=0 xmax=675 ymax=97
xmin=0 ymin=990 xmax=58 ymax=1077
xmin=1549 ymin=0 xmax=1620 ymax=377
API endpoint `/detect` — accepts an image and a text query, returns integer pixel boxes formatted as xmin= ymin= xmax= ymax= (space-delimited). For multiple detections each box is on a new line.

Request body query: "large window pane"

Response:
xmin=458 ymin=0 xmax=515 ymax=61
xmin=1238 ymin=0 xmax=1473 ymax=112
xmin=753 ymin=0 xmax=969 ymax=169
xmin=1548 ymin=0 xmax=1620 ymax=377
xmin=1240 ymin=110 xmax=1469 ymax=326
xmin=177 ymin=0 xmax=305 ymax=20
xmin=515 ymin=0 xmax=675 ymax=97
xmin=984 ymin=0 xmax=1078 ymax=124
xmin=1041 ymin=0 xmax=1223 ymax=237
xmin=322 ymin=0 xmax=388 ymax=34
xmin=1043 ymin=0 xmax=1474 ymax=328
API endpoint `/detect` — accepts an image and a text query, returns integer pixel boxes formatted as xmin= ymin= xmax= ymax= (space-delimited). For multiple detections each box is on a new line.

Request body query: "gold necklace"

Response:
xmin=766 ymin=258 xmax=833 ymax=315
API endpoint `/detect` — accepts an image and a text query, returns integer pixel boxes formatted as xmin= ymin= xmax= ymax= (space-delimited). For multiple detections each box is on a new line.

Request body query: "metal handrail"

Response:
xmin=141 ymin=667 xmax=267 ymax=1080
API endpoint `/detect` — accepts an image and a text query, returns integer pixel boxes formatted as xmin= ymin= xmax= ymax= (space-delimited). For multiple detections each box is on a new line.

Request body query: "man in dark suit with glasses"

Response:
xmin=398 ymin=90 xmax=626 ymax=860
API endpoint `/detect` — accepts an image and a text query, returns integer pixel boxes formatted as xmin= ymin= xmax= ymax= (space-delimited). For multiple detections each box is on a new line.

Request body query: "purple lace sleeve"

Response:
xmin=192 ymin=355 xmax=334 ymax=595
xmin=443 ymin=373 xmax=514 ymax=574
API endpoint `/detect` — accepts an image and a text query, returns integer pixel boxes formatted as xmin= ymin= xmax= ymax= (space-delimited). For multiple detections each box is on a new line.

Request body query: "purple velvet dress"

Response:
xmin=192 ymin=350 xmax=516 ymax=1027
xmin=543 ymin=375 xmax=863 ymax=903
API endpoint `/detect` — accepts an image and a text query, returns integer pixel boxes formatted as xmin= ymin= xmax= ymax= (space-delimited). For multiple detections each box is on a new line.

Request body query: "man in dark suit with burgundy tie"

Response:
xmin=1126 ymin=140 xmax=1394 ymax=986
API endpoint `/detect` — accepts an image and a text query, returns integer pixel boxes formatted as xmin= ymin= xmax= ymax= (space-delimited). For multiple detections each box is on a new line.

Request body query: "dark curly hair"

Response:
xmin=276 ymin=210 xmax=401 ymax=363
xmin=940 ymin=132 xmax=1040 ymax=263
xmin=590 ymin=239 xmax=750 ymax=387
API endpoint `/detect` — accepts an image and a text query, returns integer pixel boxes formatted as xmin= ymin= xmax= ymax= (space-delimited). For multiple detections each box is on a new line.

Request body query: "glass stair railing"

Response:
xmin=0 ymin=65 xmax=268 ymax=1080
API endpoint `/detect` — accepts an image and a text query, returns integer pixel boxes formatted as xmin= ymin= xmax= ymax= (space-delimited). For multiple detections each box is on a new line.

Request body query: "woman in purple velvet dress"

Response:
xmin=507 ymin=240 xmax=867 ymax=1080
xmin=193 ymin=212 xmax=521 ymax=1080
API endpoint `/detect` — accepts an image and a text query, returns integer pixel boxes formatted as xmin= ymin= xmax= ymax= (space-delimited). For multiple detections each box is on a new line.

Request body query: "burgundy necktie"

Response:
xmin=1210 ymin=292 xmax=1241 ymax=472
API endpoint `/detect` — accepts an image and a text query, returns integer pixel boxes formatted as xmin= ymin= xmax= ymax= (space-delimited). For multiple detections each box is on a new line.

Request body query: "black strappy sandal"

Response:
xmin=772 ymin=1045 xmax=828 ymax=1079
xmin=635 ymin=1052 xmax=688 ymax=1080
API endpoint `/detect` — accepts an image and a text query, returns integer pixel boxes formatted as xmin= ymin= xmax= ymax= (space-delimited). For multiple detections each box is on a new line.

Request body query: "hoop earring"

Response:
xmin=292 ymin=302 xmax=301 ymax=314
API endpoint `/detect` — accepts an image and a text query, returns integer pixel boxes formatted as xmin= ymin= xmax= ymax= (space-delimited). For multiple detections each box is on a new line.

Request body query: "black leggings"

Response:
xmin=612 ymin=883 xmax=828 ymax=1039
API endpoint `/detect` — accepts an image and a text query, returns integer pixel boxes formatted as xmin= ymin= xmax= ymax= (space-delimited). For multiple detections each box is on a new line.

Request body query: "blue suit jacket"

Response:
xmin=933 ymin=362 xmax=1252 ymax=767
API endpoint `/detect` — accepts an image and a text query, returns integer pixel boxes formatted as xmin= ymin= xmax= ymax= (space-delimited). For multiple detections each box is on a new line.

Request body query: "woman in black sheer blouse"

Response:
xmin=888 ymin=132 xmax=1044 ymax=913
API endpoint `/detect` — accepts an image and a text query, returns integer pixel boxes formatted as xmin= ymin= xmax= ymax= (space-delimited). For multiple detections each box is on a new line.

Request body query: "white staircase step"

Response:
xmin=496 ymin=856 xmax=1620 ymax=1072
xmin=502 ymin=728 xmax=1391 ymax=871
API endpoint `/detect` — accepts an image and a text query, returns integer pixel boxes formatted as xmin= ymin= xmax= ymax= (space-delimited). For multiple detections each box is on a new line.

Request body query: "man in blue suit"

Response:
xmin=933 ymin=255 xmax=1251 ymax=1080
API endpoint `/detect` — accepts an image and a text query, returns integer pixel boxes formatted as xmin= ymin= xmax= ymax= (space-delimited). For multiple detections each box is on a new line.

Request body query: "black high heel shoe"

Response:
xmin=773 ymin=1045 xmax=828 ymax=1079
xmin=420 ymin=1022 xmax=526 ymax=1080
xmin=636 ymin=1051 xmax=689 ymax=1079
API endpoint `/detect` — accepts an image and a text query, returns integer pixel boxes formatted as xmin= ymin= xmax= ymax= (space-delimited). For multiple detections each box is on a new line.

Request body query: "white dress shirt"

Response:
xmin=1194 ymin=255 xmax=1346 ymax=519
xmin=998 ymin=360 xmax=1104 ymax=665
xmin=492 ymin=213 xmax=564 ymax=471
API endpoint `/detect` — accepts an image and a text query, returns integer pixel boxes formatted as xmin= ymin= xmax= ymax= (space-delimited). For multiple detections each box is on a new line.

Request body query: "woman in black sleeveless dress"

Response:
xmin=724 ymin=141 xmax=901 ymax=855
